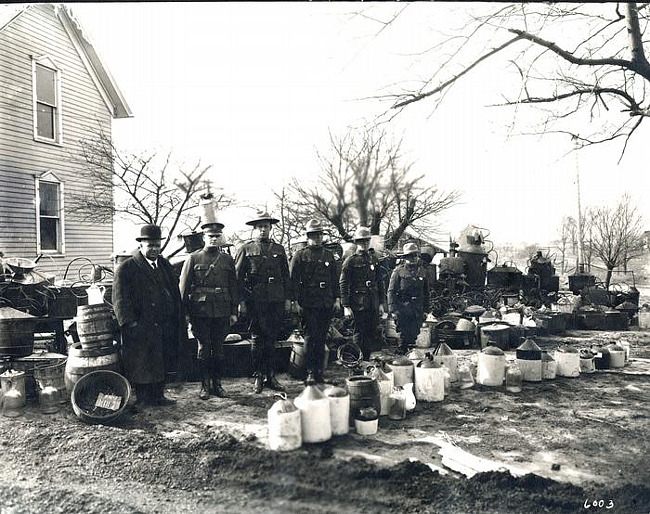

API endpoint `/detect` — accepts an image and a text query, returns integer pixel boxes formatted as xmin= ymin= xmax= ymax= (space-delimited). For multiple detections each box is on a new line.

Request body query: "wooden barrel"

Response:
xmin=64 ymin=343 xmax=120 ymax=396
xmin=76 ymin=304 xmax=116 ymax=350
xmin=345 ymin=375 xmax=380 ymax=421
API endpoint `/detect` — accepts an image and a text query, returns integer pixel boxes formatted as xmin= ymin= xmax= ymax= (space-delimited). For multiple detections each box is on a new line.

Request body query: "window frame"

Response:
xmin=32 ymin=56 xmax=63 ymax=145
xmin=35 ymin=171 xmax=66 ymax=255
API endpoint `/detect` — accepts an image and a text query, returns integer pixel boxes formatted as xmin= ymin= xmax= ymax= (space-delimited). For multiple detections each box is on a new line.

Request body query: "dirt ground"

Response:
xmin=1 ymin=326 xmax=650 ymax=513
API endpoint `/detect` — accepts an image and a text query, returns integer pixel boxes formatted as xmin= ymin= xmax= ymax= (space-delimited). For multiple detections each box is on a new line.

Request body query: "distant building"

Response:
xmin=0 ymin=4 xmax=131 ymax=279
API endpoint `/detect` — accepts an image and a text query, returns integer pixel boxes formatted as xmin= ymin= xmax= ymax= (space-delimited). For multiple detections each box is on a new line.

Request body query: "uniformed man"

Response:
xmin=290 ymin=219 xmax=341 ymax=383
xmin=419 ymin=245 xmax=438 ymax=313
xmin=179 ymin=221 xmax=238 ymax=400
xmin=235 ymin=211 xmax=292 ymax=394
xmin=388 ymin=243 xmax=430 ymax=353
xmin=339 ymin=227 xmax=386 ymax=360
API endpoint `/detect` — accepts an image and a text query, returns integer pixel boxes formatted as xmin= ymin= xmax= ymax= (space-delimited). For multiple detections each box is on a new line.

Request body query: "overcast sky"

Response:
xmin=67 ymin=2 xmax=649 ymax=252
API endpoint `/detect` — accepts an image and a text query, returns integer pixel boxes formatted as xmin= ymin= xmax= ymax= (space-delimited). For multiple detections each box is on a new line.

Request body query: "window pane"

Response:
xmin=40 ymin=217 xmax=58 ymax=251
xmin=39 ymin=181 xmax=59 ymax=216
xmin=36 ymin=64 xmax=56 ymax=105
xmin=36 ymin=103 xmax=54 ymax=139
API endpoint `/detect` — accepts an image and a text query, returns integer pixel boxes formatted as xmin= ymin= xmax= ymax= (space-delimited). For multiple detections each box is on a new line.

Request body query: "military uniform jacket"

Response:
xmin=179 ymin=247 xmax=238 ymax=318
xmin=235 ymin=239 xmax=291 ymax=303
xmin=340 ymin=251 xmax=385 ymax=311
xmin=290 ymin=245 xmax=339 ymax=309
xmin=388 ymin=261 xmax=430 ymax=315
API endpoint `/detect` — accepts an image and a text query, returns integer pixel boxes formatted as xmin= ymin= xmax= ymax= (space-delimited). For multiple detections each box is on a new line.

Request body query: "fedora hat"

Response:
xmin=304 ymin=219 xmax=325 ymax=235
xmin=246 ymin=210 xmax=280 ymax=226
xmin=135 ymin=224 xmax=163 ymax=241
xmin=352 ymin=226 xmax=371 ymax=241
xmin=400 ymin=242 xmax=419 ymax=256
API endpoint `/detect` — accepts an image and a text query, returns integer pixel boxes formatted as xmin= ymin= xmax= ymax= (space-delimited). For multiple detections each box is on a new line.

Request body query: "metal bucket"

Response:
xmin=34 ymin=359 xmax=67 ymax=404
xmin=10 ymin=351 xmax=67 ymax=399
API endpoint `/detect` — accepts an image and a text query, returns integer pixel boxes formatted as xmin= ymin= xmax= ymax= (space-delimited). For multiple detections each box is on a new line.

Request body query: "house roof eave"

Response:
xmin=56 ymin=4 xmax=133 ymax=119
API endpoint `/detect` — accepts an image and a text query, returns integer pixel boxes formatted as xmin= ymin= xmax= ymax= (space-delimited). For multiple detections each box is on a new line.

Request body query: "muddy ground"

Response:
xmin=1 ymin=328 xmax=649 ymax=513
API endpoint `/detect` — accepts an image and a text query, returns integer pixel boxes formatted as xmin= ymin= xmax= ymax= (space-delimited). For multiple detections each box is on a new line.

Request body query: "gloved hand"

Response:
xmin=343 ymin=306 xmax=353 ymax=318
xmin=229 ymin=314 xmax=238 ymax=326
xmin=238 ymin=301 xmax=247 ymax=316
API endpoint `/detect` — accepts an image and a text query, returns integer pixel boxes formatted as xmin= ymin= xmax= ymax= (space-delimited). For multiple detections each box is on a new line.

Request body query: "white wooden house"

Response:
xmin=0 ymin=3 xmax=131 ymax=280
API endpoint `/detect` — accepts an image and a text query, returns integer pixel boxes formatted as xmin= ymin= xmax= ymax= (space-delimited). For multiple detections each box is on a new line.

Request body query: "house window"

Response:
xmin=36 ymin=173 xmax=65 ymax=253
xmin=33 ymin=59 xmax=61 ymax=143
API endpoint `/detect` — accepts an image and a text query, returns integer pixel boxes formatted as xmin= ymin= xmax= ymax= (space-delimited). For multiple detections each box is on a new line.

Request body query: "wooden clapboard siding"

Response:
xmin=0 ymin=4 xmax=117 ymax=279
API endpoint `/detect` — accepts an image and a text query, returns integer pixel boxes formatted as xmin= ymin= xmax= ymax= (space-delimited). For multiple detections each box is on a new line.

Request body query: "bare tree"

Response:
xmin=583 ymin=194 xmax=645 ymax=288
xmin=281 ymin=126 xmax=460 ymax=249
xmin=555 ymin=216 xmax=578 ymax=273
xmin=363 ymin=3 xmax=650 ymax=160
xmin=68 ymin=128 xmax=233 ymax=252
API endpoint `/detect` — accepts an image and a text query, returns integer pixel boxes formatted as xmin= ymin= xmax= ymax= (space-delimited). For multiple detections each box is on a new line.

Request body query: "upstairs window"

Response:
xmin=33 ymin=58 xmax=61 ymax=143
xmin=36 ymin=172 xmax=65 ymax=253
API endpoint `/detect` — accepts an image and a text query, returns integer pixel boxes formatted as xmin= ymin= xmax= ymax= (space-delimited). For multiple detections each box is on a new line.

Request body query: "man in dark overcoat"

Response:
xmin=388 ymin=243 xmax=430 ymax=353
xmin=289 ymin=219 xmax=341 ymax=383
xmin=339 ymin=227 xmax=386 ymax=360
xmin=235 ymin=211 xmax=292 ymax=394
xmin=113 ymin=224 xmax=184 ymax=406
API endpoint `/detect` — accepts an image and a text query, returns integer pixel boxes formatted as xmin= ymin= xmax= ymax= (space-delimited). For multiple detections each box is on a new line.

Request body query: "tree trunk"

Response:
xmin=605 ymin=266 xmax=614 ymax=290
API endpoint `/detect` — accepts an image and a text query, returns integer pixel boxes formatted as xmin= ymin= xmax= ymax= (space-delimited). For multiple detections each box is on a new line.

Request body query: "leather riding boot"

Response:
xmin=253 ymin=373 xmax=264 ymax=394
xmin=198 ymin=361 xmax=210 ymax=400
xmin=211 ymin=360 xmax=226 ymax=397
xmin=199 ymin=380 xmax=210 ymax=400
xmin=313 ymin=368 xmax=326 ymax=384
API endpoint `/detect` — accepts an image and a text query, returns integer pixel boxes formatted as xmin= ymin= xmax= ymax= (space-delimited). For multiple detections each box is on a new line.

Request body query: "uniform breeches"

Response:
xmin=302 ymin=307 xmax=333 ymax=375
xmin=352 ymin=308 xmax=381 ymax=360
xmin=396 ymin=309 xmax=423 ymax=348
xmin=192 ymin=317 xmax=229 ymax=361
xmin=250 ymin=301 xmax=284 ymax=373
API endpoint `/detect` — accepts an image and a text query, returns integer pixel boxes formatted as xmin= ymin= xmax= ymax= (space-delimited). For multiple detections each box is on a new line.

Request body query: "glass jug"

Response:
xmin=388 ymin=386 xmax=406 ymax=420
xmin=505 ymin=363 xmax=523 ymax=393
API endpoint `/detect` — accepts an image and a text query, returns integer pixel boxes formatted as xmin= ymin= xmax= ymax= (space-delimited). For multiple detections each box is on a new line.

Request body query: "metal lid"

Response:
xmin=557 ymin=346 xmax=579 ymax=353
xmin=517 ymin=338 xmax=541 ymax=352
xmin=296 ymin=383 xmax=326 ymax=402
xmin=482 ymin=346 xmax=505 ymax=356
xmin=323 ymin=385 xmax=348 ymax=398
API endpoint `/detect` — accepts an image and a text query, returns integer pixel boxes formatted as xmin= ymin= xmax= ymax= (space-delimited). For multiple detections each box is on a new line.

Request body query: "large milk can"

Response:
xmin=555 ymin=346 xmax=580 ymax=377
xmin=414 ymin=359 xmax=445 ymax=402
xmin=607 ymin=343 xmax=626 ymax=368
xmin=476 ymin=346 xmax=506 ymax=386
xmin=387 ymin=356 xmax=414 ymax=387
xmin=516 ymin=337 xmax=542 ymax=382
xmin=323 ymin=385 xmax=350 ymax=436
xmin=431 ymin=343 xmax=458 ymax=383
xmin=267 ymin=394 xmax=302 ymax=451
xmin=294 ymin=381 xmax=332 ymax=443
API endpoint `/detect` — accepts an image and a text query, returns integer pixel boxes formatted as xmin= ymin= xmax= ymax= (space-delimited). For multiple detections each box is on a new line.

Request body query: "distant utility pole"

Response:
xmin=573 ymin=138 xmax=585 ymax=273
